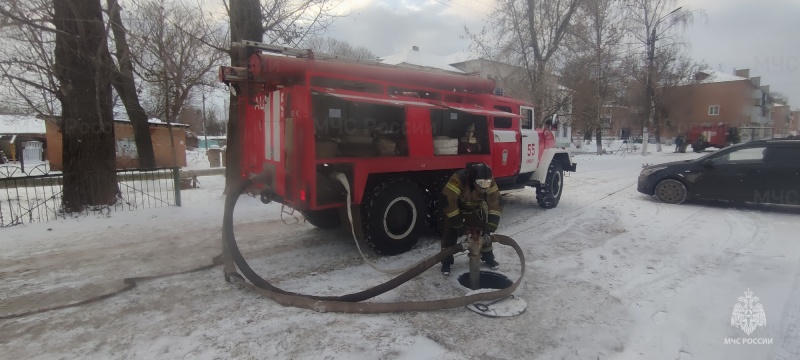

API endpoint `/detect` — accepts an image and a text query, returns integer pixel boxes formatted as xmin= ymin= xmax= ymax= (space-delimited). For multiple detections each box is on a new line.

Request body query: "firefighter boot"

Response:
xmin=441 ymin=263 xmax=451 ymax=276
xmin=481 ymin=251 xmax=499 ymax=270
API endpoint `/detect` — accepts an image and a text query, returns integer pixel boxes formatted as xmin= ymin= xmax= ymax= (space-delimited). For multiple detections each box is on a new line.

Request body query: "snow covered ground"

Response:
xmin=2 ymin=150 xmax=799 ymax=360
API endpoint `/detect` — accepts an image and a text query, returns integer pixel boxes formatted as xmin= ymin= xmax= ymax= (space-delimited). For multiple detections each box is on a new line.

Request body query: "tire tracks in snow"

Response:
xmin=771 ymin=259 xmax=800 ymax=360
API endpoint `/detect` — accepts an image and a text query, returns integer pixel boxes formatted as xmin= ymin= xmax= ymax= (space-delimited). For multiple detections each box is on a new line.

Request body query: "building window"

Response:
xmin=709 ymin=105 xmax=720 ymax=116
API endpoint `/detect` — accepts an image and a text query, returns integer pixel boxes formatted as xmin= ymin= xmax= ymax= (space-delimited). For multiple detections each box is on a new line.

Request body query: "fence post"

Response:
xmin=173 ymin=167 xmax=182 ymax=207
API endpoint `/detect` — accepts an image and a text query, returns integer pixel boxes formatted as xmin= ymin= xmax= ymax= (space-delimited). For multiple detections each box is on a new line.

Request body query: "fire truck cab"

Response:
xmin=220 ymin=42 xmax=576 ymax=255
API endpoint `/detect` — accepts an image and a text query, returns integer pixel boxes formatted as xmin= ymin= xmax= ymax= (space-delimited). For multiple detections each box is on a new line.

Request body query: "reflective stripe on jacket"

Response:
xmin=441 ymin=169 xmax=502 ymax=230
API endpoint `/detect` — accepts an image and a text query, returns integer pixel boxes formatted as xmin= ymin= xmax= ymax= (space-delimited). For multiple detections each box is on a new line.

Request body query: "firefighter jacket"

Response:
xmin=442 ymin=169 xmax=502 ymax=232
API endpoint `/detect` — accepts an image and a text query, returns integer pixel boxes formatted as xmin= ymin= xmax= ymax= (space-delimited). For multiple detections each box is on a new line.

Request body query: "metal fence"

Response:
xmin=0 ymin=166 xmax=182 ymax=228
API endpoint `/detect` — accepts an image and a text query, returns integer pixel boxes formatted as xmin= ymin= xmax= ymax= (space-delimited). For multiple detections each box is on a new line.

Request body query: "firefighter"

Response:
xmin=673 ymin=134 xmax=684 ymax=153
xmin=439 ymin=162 xmax=502 ymax=276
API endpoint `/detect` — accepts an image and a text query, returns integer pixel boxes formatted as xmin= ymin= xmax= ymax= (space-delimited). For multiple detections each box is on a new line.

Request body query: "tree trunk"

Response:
xmin=595 ymin=128 xmax=603 ymax=155
xmin=53 ymin=0 xmax=118 ymax=212
xmin=533 ymin=62 xmax=547 ymax=127
xmin=224 ymin=0 xmax=263 ymax=193
xmin=654 ymin=115 xmax=662 ymax=152
xmin=107 ymin=0 xmax=156 ymax=168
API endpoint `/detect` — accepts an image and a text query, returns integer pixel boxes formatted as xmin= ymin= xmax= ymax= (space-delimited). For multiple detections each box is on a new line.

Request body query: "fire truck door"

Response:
xmin=520 ymin=106 xmax=538 ymax=173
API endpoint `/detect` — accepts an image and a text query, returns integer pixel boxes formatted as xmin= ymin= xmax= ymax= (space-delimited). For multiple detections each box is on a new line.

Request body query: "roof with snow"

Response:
xmin=379 ymin=47 xmax=465 ymax=73
xmin=696 ymin=70 xmax=748 ymax=84
xmin=443 ymin=50 xmax=478 ymax=65
xmin=0 ymin=115 xmax=46 ymax=135
xmin=114 ymin=118 xmax=190 ymax=128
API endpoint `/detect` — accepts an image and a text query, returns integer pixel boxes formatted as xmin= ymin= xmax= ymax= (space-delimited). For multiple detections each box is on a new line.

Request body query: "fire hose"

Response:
xmin=223 ymin=174 xmax=527 ymax=313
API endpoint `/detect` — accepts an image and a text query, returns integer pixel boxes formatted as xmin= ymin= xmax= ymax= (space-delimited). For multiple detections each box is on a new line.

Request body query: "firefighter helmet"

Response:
xmin=468 ymin=162 xmax=493 ymax=190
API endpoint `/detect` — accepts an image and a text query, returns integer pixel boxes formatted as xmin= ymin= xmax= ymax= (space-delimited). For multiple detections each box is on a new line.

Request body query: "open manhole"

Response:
xmin=458 ymin=271 xmax=527 ymax=317
xmin=457 ymin=271 xmax=512 ymax=290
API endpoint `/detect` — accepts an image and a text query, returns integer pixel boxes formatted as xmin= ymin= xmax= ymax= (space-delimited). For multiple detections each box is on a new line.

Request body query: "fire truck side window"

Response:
xmin=311 ymin=93 xmax=407 ymax=157
xmin=494 ymin=117 xmax=512 ymax=129
xmin=493 ymin=105 xmax=512 ymax=129
xmin=430 ymin=109 xmax=489 ymax=155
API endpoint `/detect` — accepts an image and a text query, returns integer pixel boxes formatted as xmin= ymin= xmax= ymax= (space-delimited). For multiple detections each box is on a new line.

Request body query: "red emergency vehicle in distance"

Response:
xmin=687 ymin=123 xmax=740 ymax=152
xmin=219 ymin=41 xmax=576 ymax=255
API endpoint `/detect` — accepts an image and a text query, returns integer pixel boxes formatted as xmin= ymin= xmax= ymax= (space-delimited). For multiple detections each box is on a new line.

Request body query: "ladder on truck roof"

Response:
xmin=236 ymin=40 xmax=383 ymax=64
xmin=234 ymin=40 xmax=471 ymax=75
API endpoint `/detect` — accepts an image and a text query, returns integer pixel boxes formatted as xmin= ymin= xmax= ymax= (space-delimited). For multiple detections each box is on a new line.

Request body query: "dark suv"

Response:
xmin=637 ymin=138 xmax=800 ymax=205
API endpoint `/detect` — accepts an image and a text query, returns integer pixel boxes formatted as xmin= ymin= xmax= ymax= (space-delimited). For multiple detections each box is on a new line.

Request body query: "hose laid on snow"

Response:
xmin=223 ymin=175 xmax=526 ymax=313
xmin=332 ymin=172 xmax=428 ymax=275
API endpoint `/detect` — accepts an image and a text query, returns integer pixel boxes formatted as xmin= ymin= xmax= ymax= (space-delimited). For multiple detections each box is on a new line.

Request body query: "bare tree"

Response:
xmin=1 ymin=0 xmax=158 ymax=167
xmin=303 ymin=36 xmax=377 ymax=60
xmin=626 ymin=0 xmax=699 ymax=153
xmin=53 ymin=0 xmax=118 ymax=212
xmin=0 ymin=0 xmax=59 ymax=116
xmin=563 ymin=0 xmax=626 ymax=154
xmin=107 ymin=0 xmax=156 ymax=168
xmin=471 ymin=0 xmax=582 ymax=124
xmin=653 ymin=46 xmax=707 ymax=135
xmin=125 ymin=0 xmax=227 ymax=123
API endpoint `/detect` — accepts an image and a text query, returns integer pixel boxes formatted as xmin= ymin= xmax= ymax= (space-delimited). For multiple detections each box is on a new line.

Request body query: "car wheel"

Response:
xmin=362 ymin=179 xmax=426 ymax=255
xmin=654 ymin=179 xmax=688 ymax=204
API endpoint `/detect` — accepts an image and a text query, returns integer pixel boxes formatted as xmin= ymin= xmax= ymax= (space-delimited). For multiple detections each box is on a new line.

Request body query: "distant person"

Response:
xmin=674 ymin=135 xmax=684 ymax=153
xmin=678 ymin=133 xmax=690 ymax=153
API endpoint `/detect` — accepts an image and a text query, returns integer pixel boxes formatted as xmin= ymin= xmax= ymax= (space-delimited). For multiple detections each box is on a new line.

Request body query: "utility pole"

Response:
xmin=164 ymin=71 xmax=178 ymax=168
xmin=202 ymin=92 xmax=208 ymax=148
xmin=642 ymin=28 xmax=655 ymax=156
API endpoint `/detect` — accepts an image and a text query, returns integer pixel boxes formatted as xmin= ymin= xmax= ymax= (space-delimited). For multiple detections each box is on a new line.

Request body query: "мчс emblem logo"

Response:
xmin=730 ymin=288 xmax=766 ymax=336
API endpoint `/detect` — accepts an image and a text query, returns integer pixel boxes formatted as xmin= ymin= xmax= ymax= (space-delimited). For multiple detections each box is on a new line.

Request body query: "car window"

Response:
xmin=766 ymin=147 xmax=800 ymax=163
xmin=712 ymin=146 xmax=766 ymax=164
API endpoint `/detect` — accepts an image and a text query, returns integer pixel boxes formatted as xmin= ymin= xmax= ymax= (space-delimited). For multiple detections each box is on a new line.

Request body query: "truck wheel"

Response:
xmin=362 ymin=180 xmax=426 ymax=255
xmin=301 ymin=208 xmax=341 ymax=229
xmin=536 ymin=162 xmax=563 ymax=209
xmin=654 ymin=179 xmax=687 ymax=204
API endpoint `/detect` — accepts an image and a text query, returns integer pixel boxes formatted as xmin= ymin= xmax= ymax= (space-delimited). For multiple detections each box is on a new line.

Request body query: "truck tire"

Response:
xmin=654 ymin=179 xmax=688 ymax=204
xmin=362 ymin=180 xmax=426 ymax=255
xmin=302 ymin=208 xmax=341 ymax=229
xmin=692 ymin=141 xmax=705 ymax=153
xmin=536 ymin=162 xmax=563 ymax=209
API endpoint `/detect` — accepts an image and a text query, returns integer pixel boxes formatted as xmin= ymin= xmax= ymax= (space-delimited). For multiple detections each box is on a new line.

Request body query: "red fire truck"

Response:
xmin=687 ymin=123 xmax=740 ymax=152
xmin=220 ymin=42 xmax=576 ymax=255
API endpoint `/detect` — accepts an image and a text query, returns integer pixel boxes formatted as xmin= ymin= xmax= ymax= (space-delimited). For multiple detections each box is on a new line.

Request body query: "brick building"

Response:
xmin=45 ymin=119 xmax=188 ymax=170
xmin=660 ymin=69 xmax=775 ymax=140
xmin=772 ymin=103 xmax=792 ymax=136
xmin=790 ymin=110 xmax=800 ymax=135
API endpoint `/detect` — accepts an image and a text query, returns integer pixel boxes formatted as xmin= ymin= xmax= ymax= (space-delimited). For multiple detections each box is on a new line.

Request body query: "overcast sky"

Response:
xmin=328 ymin=0 xmax=800 ymax=107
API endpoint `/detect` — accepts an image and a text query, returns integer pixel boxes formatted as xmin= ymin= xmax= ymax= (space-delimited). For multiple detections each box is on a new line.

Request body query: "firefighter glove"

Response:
xmin=483 ymin=222 xmax=497 ymax=235
xmin=450 ymin=213 xmax=464 ymax=228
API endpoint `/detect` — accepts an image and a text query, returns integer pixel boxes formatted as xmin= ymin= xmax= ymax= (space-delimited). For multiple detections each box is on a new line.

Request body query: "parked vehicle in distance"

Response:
xmin=637 ymin=138 xmax=800 ymax=205
xmin=687 ymin=123 xmax=740 ymax=152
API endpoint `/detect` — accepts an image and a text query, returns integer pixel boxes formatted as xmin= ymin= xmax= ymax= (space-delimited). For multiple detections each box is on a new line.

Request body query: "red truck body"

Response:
xmin=220 ymin=43 xmax=574 ymax=254
xmin=687 ymin=123 xmax=740 ymax=152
